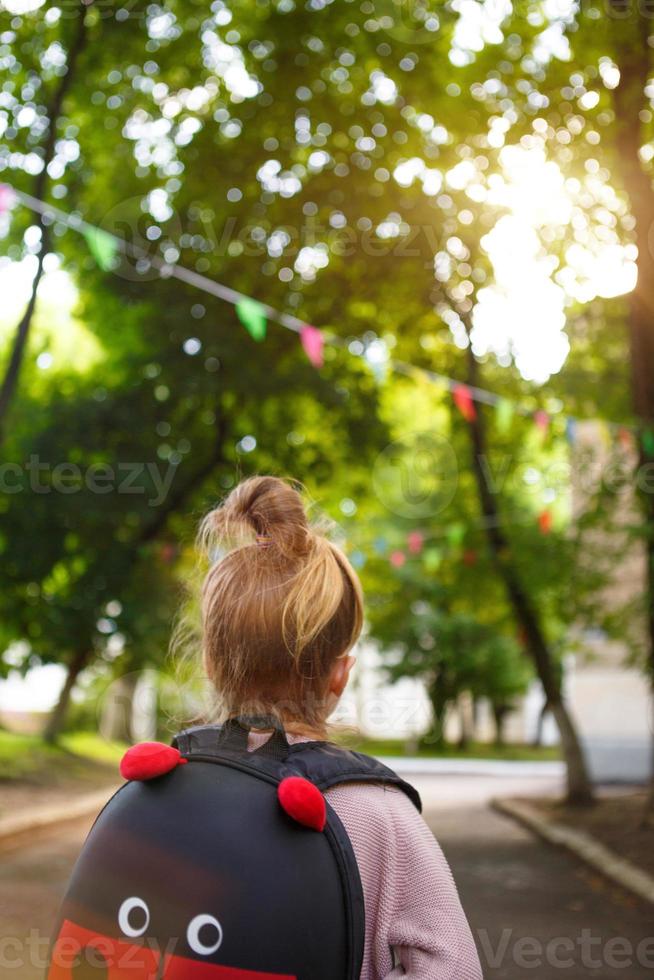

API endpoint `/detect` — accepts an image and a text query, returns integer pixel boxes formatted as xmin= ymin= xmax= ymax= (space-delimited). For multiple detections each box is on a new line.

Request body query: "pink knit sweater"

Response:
xmin=248 ymin=734 xmax=483 ymax=980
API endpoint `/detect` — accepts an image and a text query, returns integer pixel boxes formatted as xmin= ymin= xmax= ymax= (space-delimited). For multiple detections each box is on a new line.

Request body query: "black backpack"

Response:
xmin=47 ymin=716 xmax=421 ymax=980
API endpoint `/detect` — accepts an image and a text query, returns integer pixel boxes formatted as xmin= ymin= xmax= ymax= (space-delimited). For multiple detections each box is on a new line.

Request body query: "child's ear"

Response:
xmin=329 ymin=654 xmax=356 ymax=698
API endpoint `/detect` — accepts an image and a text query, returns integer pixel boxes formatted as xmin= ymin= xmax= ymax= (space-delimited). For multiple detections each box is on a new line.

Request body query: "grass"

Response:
xmin=60 ymin=731 xmax=127 ymax=766
xmin=0 ymin=729 xmax=126 ymax=783
xmin=337 ymin=736 xmax=561 ymax=762
xmin=0 ymin=727 xmax=559 ymax=788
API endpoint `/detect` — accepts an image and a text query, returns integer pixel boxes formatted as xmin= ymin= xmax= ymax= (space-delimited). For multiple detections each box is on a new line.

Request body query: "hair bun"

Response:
xmin=204 ymin=476 xmax=311 ymax=560
xmin=194 ymin=474 xmax=364 ymax=734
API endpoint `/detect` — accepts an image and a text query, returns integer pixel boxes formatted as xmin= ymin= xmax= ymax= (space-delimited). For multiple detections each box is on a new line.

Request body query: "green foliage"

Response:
xmin=0 ymin=0 xmax=648 ymax=737
xmin=341 ymin=735 xmax=561 ymax=763
xmin=0 ymin=729 xmax=123 ymax=784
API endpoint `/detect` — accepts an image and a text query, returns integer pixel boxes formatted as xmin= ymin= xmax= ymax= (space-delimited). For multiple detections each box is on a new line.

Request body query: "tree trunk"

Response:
xmin=492 ymin=703 xmax=509 ymax=747
xmin=457 ymin=709 xmax=470 ymax=750
xmin=463 ymin=342 xmax=594 ymax=805
xmin=471 ymin=695 xmax=480 ymax=742
xmin=43 ymin=647 xmax=89 ymax=744
xmin=100 ymin=672 xmax=139 ymax=743
xmin=457 ymin=694 xmax=474 ymax=749
xmin=425 ymin=677 xmax=448 ymax=748
xmin=0 ymin=10 xmax=88 ymax=443
xmin=0 ymin=252 xmax=48 ymax=437
xmin=532 ymin=700 xmax=549 ymax=748
xmin=41 ymin=413 xmax=230 ymax=737
xmin=610 ymin=10 xmax=654 ymax=816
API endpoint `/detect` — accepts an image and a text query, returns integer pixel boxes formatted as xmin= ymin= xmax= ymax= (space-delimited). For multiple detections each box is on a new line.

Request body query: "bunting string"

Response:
xmin=0 ymin=184 xmax=641 ymax=443
xmin=346 ymin=503 xmax=557 ymax=570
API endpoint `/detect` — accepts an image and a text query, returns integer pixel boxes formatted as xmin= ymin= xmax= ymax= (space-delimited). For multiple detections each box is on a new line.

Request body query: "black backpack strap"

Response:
xmin=173 ymin=721 xmax=422 ymax=813
xmin=173 ymin=715 xmax=289 ymax=762
xmin=285 ymin=741 xmax=423 ymax=813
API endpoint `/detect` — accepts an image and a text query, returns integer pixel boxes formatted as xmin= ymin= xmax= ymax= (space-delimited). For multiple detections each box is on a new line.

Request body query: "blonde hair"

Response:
xmin=196 ymin=476 xmax=364 ymax=734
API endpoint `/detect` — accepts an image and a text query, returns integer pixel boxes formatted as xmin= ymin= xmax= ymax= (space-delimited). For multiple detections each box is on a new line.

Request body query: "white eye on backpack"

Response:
xmin=118 ymin=896 xmax=150 ymax=937
xmin=187 ymin=914 xmax=223 ymax=955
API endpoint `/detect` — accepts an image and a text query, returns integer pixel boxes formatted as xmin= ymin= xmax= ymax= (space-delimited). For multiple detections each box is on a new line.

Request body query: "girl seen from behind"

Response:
xmin=195 ymin=475 xmax=483 ymax=980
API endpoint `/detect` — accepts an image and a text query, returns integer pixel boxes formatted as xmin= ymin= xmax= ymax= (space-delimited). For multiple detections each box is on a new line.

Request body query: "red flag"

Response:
xmin=300 ymin=325 xmax=324 ymax=368
xmin=534 ymin=410 xmax=550 ymax=435
xmin=407 ymin=530 xmax=424 ymax=554
xmin=538 ymin=510 xmax=552 ymax=535
xmin=453 ymin=384 xmax=476 ymax=422
xmin=389 ymin=550 xmax=406 ymax=568
xmin=0 ymin=184 xmax=14 ymax=215
xmin=618 ymin=427 xmax=633 ymax=450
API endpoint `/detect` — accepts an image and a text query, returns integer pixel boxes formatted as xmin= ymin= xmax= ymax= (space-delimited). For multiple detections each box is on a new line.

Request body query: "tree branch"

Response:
xmin=0 ymin=9 xmax=89 ymax=442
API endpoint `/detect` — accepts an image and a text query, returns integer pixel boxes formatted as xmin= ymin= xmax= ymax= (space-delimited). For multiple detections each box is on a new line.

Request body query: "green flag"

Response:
xmin=423 ymin=547 xmax=442 ymax=572
xmin=236 ymin=297 xmax=267 ymax=341
xmin=447 ymin=522 xmax=465 ymax=547
xmin=642 ymin=428 xmax=654 ymax=458
xmin=83 ymin=227 xmax=118 ymax=271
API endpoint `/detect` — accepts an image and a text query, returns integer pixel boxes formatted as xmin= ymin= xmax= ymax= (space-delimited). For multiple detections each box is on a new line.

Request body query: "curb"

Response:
xmin=0 ymin=785 xmax=118 ymax=848
xmin=493 ymin=797 xmax=654 ymax=906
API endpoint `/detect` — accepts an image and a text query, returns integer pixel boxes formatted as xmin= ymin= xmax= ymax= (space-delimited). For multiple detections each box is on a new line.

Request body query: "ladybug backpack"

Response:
xmin=47 ymin=715 xmax=421 ymax=980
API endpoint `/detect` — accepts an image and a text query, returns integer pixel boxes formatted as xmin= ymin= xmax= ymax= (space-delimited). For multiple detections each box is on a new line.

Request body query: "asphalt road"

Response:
xmin=431 ymin=802 xmax=654 ymax=979
xmin=1 ymin=769 xmax=653 ymax=979
xmin=410 ymin=766 xmax=654 ymax=978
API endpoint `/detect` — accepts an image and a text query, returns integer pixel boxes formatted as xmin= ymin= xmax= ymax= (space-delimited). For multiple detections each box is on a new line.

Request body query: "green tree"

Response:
xmin=462 ymin=0 xmax=654 ymax=809
xmin=354 ymin=373 xmax=626 ymax=799
xmin=0 ymin=0 xmax=638 ymax=789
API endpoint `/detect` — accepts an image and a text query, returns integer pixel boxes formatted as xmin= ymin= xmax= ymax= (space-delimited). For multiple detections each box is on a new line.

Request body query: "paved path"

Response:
xmin=1 ymin=770 xmax=653 ymax=979
xmin=413 ymin=772 xmax=654 ymax=979
xmin=0 ymin=816 xmax=97 ymax=979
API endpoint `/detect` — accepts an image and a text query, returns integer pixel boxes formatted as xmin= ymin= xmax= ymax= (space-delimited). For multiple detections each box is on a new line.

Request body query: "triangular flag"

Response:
xmin=618 ymin=427 xmax=633 ymax=450
xmin=495 ymin=398 xmax=514 ymax=434
xmin=236 ymin=297 xmax=267 ymax=341
xmin=159 ymin=542 xmax=177 ymax=564
xmin=565 ymin=418 xmax=577 ymax=445
xmin=642 ymin=428 xmax=654 ymax=458
xmin=0 ymin=184 xmax=15 ymax=215
xmin=423 ymin=547 xmax=442 ymax=572
xmin=300 ymin=325 xmax=324 ymax=368
xmin=407 ymin=530 xmax=424 ymax=554
xmin=83 ymin=226 xmax=118 ymax=271
xmin=538 ymin=509 xmax=552 ymax=535
xmin=453 ymin=384 xmax=476 ymax=422
xmin=447 ymin=522 xmax=465 ymax=547
xmin=534 ymin=410 xmax=550 ymax=436
xmin=389 ymin=550 xmax=406 ymax=568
